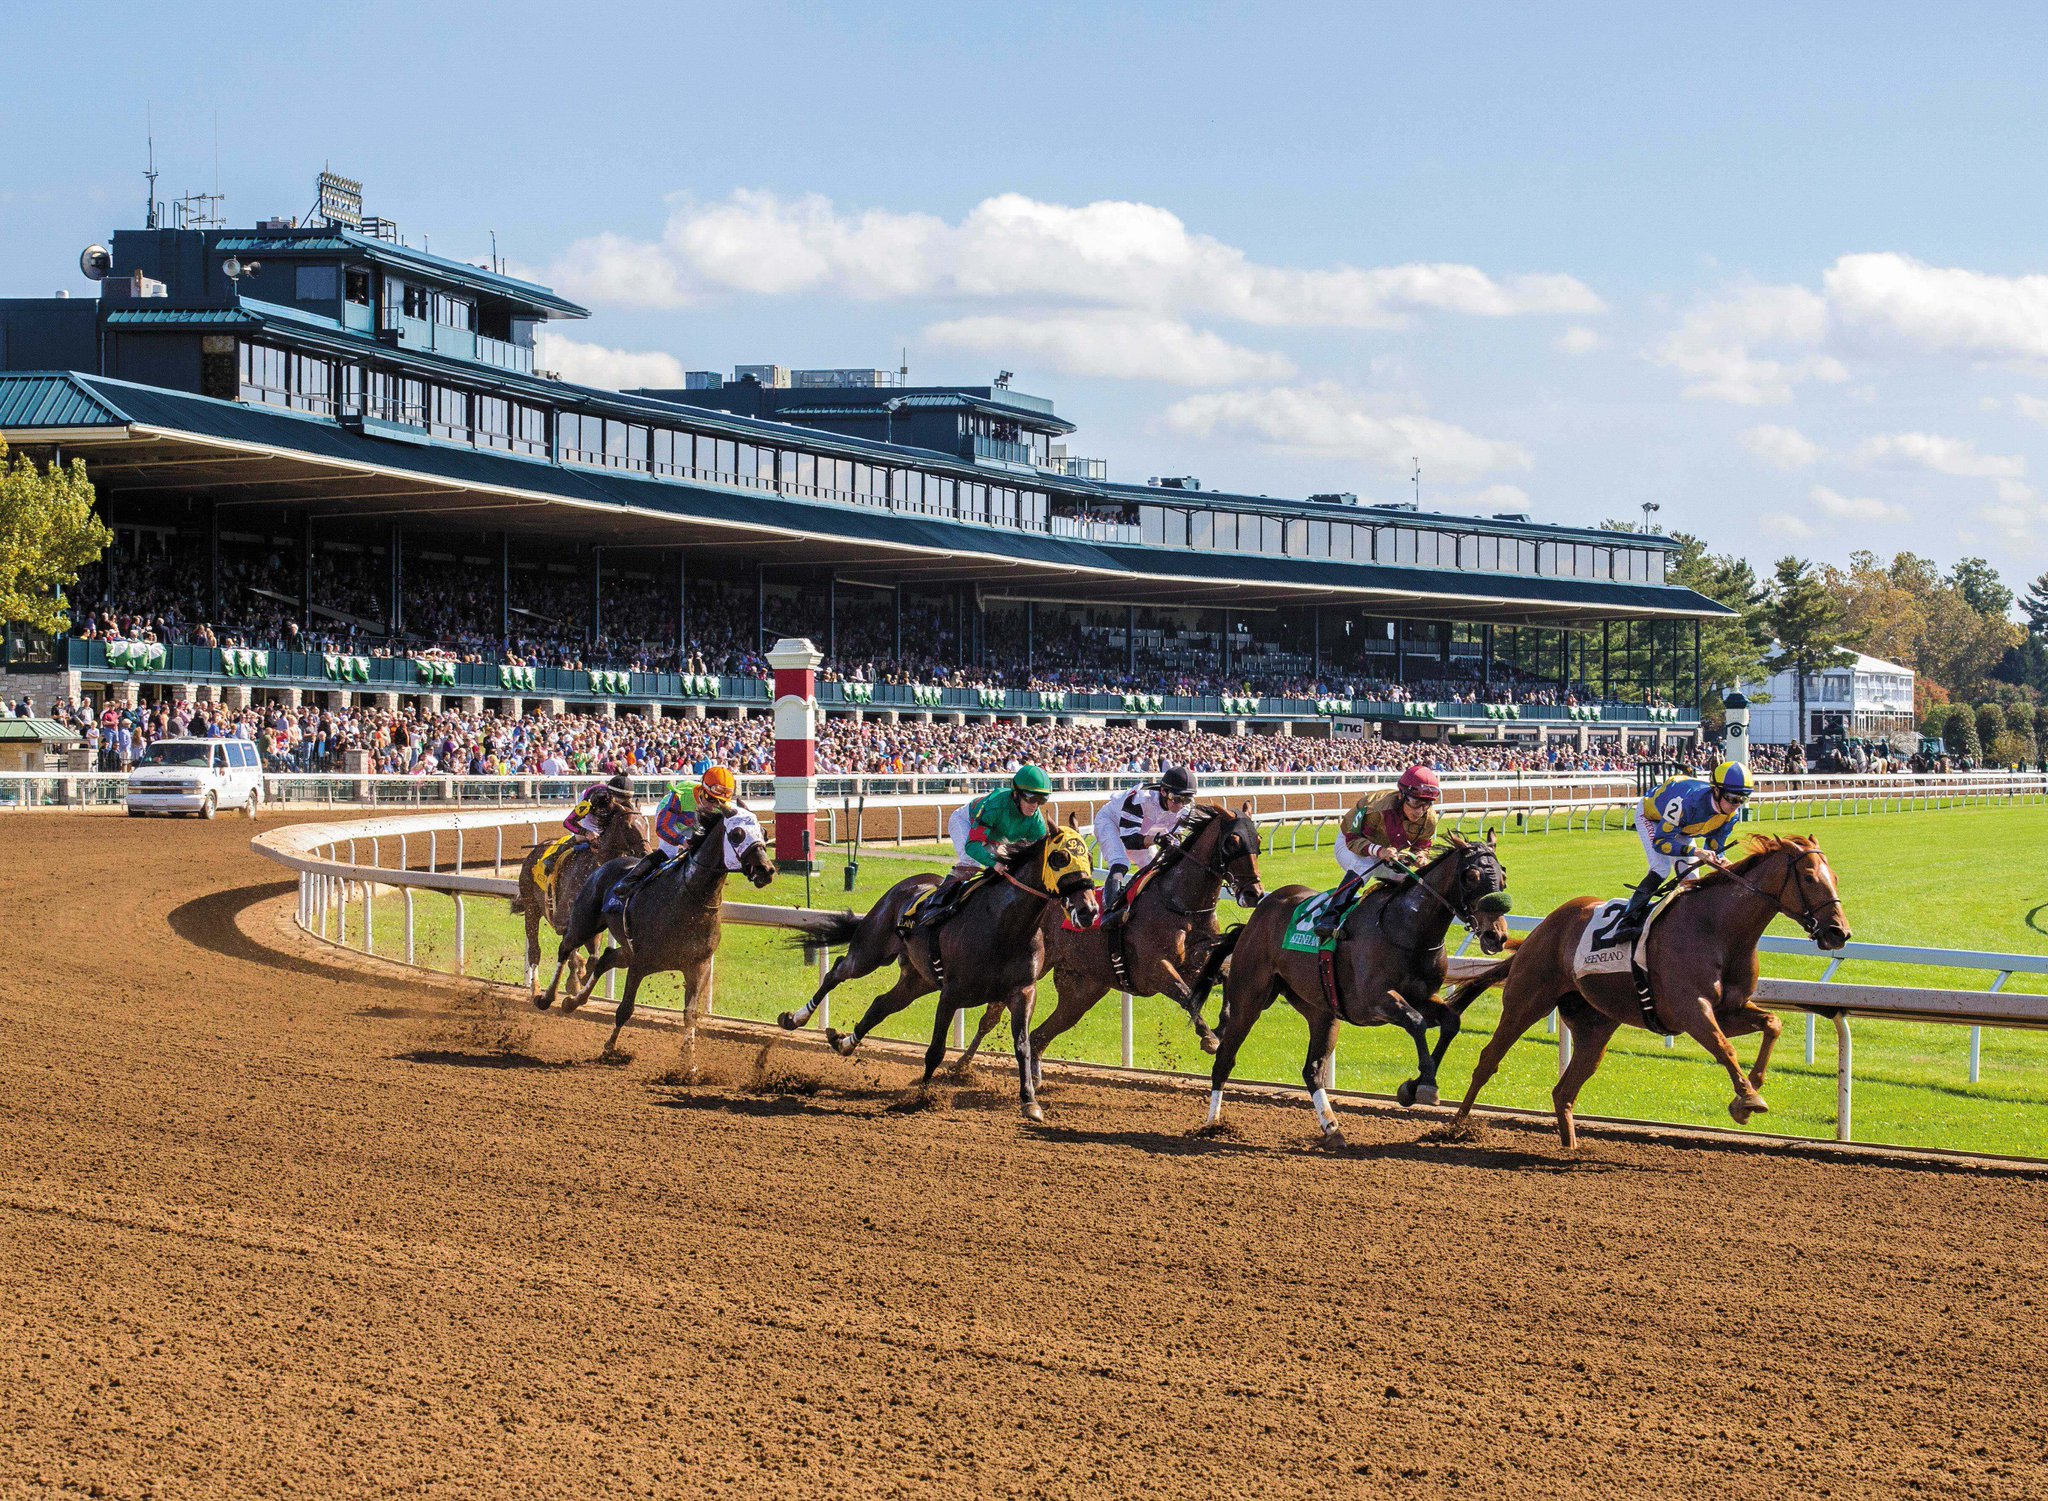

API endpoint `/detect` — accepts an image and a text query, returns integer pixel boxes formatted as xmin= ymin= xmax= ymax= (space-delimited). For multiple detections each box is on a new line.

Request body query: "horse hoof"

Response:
xmin=533 ymin=994 xmax=553 ymax=1012
xmin=1729 ymin=1094 xmax=1769 ymax=1124
xmin=1319 ymin=1129 xmax=1347 ymax=1150
xmin=1199 ymin=1032 xmax=1220 ymax=1056
xmin=775 ymin=1011 xmax=799 ymax=1031
xmin=1397 ymin=1079 xmax=1416 ymax=1107
xmin=1022 ymin=1102 xmax=1045 ymax=1123
xmin=1412 ymin=1084 xmax=1439 ymax=1107
xmin=825 ymin=1027 xmax=855 ymax=1057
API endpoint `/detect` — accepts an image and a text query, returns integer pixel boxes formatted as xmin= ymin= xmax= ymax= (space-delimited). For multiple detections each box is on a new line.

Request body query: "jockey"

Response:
xmin=1316 ymin=764 xmax=1441 ymax=937
xmin=1092 ymin=766 xmax=1197 ymax=913
xmin=564 ymin=770 xmax=636 ymax=846
xmin=912 ymin=765 xmax=1053 ymax=928
xmin=1619 ymin=761 xmax=1752 ymax=927
xmin=608 ymin=766 xmax=739 ymax=913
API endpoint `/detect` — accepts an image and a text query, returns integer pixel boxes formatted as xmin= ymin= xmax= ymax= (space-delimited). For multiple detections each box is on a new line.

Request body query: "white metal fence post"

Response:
xmin=404 ymin=888 xmax=416 ymax=965
xmin=453 ymin=893 xmax=466 ymax=976
xmin=815 ymin=945 xmax=831 ymax=1030
xmin=1121 ymin=991 xmax=1134 ymax=1068
xmin=1834 ymin=1015 xmax=1853 ymax=1142
xmin=362 ymin=882 xmax=374 ymax=955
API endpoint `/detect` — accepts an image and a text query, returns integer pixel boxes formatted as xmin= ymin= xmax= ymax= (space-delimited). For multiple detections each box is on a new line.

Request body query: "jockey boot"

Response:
xmin=605 ymin=851 xmax=666 ymax=917
xmin=1617 ymin=873 xmax=1663 ymax=933
xmin=902 ymin=872 xmax=966 ymax=935
xmin=1313 ymin=871 xmax=1364 ymax=939
xmin=1102 ymin=866 xmax=1127 ymax=914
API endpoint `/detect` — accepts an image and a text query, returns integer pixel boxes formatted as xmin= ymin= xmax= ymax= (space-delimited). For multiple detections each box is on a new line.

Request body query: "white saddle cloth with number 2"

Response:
xmin=1572 ymin=891 xmax=1675 ymax=985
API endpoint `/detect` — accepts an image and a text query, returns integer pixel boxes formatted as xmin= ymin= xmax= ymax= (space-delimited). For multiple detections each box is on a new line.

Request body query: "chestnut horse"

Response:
xmin=1205 ymin=833 xmax=1513 ymax=1143
xmin=511 ymin=796 xmax=650 ymax=994
xmin=1445 ymin=834 xmax=1851 ymax=1148
xmin=776 ymin=829 xmax=1098 ymax=1120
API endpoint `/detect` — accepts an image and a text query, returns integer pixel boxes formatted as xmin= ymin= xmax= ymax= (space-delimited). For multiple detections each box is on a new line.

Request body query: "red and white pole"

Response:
xmin=766 ymin=636 xmax=820 ymax=868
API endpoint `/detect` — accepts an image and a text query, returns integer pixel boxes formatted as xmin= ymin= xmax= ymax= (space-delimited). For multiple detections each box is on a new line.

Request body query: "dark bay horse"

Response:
xmin=512 ymin=796 xmax=651 ymax=995
xmin=949 ymin=805 xmax=1265 ymax=1078
xmin=1205 ymin=833 xmax=1512 ymax=1143
xmin=776 ymin=828 xmax=1098 ymax=1120
xmin=538 ymin=807 xmax=777 ymax=1053
xmin=1446 ymin=834 xmax=1850 ymax=1148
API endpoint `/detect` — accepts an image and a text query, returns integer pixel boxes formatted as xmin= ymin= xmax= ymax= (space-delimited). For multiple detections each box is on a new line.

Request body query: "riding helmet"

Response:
xmin=697 ymin=765 xmax=737 ymax=805
xmin=1157 ymin=766 xmax=1197 ymax=798
xmin=1711 ymin=761 xmax=1753 ymax=800
xmin=1397 ymin=764 xmax=1442 ymax=802
xmin=1012 ymin=764 xmax=1053 ymax=796
xmin=607 ymin=770 xmax=634 ymax=793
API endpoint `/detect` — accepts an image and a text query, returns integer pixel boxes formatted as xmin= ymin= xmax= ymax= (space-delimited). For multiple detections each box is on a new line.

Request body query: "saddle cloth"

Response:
xmin=902 ymin=868 xmax=993 ymax=927
xmin=534 ymin=833 xmax=578 ymax=898
xmin=1571 ymin=889 xmax=1677 ymax=989
xmin=1281 ymin=887 xmax=1348 ymax=954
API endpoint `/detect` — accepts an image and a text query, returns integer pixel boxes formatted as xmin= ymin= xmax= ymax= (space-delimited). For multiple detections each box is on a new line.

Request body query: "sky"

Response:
xmin=9 ymin=1 xmax=2048 ymax=594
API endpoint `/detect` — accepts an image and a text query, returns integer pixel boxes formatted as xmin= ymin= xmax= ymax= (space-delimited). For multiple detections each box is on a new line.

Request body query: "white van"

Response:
xmin=125 ymin=738 xmax=265 ymax=819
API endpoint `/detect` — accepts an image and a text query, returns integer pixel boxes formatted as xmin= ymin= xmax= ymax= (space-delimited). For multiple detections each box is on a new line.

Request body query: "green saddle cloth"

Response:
xmin=1281 ymin=887 xmax=1359 ymax=954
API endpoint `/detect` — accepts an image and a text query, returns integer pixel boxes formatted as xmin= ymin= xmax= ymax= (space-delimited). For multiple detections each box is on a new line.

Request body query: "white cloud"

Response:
xmin=1556 ymin=326 xmax=1603 ymax=355
xmin=1161 ymin=383 xmax=1531 ymax=481
xmin=1762 ymin=513 xmax=1815 ymax=539
xmin=534 ymin=330 xmax=687 ymax=390
xmin=923 ymin=312 xmax=1294 ymax=385
xmin=1737 ymin=424 xmax=1820 ymax=470
xmin=1810 ymin=484 xmax=1908 ymax=523
xmin=1824 ymin=252 xmax=2048 ymax=361
xmin=2013 ymin=393 xmax=2048 ymax=428
xmin=547 ymin=189 xmax=1602 ymax=329
xmin=1855 ymin=431 xmax=2026 ymax=481
xmin=1651 ymin=284 xmax=1845 ymax=404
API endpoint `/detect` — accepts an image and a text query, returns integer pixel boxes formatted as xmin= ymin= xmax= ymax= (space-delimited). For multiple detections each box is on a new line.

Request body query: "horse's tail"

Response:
xmin=782 ymin=909 xmax=864 ymax=952
xmin=1447 ymin=956 xmax=1515 ymax=1016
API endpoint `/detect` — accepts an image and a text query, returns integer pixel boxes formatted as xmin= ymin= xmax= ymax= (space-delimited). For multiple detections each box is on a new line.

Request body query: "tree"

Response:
xmin=1944 ymin=702 xmax=1981 ymax=762
xmin=1826 ymin=550 xmax=2022 ymax=700
xmin=1949 ymin=557 xmax=2014 ymax=619
xmin=1976 ymin=702 xmax=2006 ymax=757
xmin=1664 ymin=531 xmax=1771 ymax=717
xmin=2022 ymin=570 xmax=2048 ymax=636
xmin=0 ymin=438 xmax=108 ymax=633
xmin=1763 ymin=557 xmax=1856 ymax=743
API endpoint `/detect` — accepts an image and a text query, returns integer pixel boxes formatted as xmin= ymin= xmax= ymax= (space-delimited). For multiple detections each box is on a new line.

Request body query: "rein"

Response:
xmin=1702 ymin=848 xmax=1842 ymax=938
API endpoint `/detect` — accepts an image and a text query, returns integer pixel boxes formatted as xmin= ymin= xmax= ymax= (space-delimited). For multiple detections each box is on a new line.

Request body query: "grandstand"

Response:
xmin=0 ymin=170 xmax=1726 ymax=759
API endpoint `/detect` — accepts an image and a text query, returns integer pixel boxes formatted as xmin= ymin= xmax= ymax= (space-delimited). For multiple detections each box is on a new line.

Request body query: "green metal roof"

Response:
xmin=209 ymin=229 xmax=586 ymax=319
xmin=0 ymin=373 xmax=131 ymax=429
xmin=0 ymin=718 xmax=82 ymax=743
xmin=104 ymin=308 xmax=261 ymax=327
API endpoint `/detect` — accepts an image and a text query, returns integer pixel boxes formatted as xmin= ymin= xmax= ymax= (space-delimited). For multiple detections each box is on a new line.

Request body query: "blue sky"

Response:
xmin=9 ymin=1 xmax=2048 ymax=591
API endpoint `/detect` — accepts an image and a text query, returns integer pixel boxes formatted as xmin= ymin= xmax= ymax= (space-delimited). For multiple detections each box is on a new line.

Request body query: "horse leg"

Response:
xmin=825 ymin=964 xmax=935 ymax=1058
xmin=1011 ymin=986 xmax=1043 ymax=1123
xmin=1551 ymin=1005 xmax=1620 ymax=1150
xmin=921 ymin=995 xmax=960 ymax=1085
xmin=522 ymin=899 xmax=542 ymax=994
xmin=1301 ymin=1005 xmax=1344 ymax=1143
xmin=1451 ymin=983 xmax=1570 ymax=1128
xmin=1181 ymin=935 xmax=1235 ymax=1053
xmin=1671 ymin=999 xmax=1771 ymax=1122
xmin=536 ymin=950 xmax=572 ymax=1012
xmin=948 ymin=1000 xmax=1009 ymax=1080
xmin=567 ymin=945 xmax=620 ymax=1012
xmin=1417 ymin=999 xmax=1460 ymax=1104
xmin=1721 ymin=1000 xmax=1785 ymax=1095
xmin=1205 ymin=975 xmax=1280 ymax=1130
xmin=1383 ymin=993 xmax=1441 ymax=1107
xmin=680 ymin=955 xmax=714 ymax=1028
xmin=780 ymin=928 xmax=896 ymax=1030
xmin=602 ymin=968 xmax=644 ymax=1055
xmin=1026 ymin=972 xmax=1108 ymax=1089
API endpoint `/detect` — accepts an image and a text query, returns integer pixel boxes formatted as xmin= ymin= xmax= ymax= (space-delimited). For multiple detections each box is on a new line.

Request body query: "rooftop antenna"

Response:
xmin=1640 ymin=500 xmax=1662 ymax=533
xmin=1411 ymin=457 xmax=1421 ymax=508
xmin=143 ymin=109 xmax=160 ymax=229
xmin=489 ymin=229 xmax=499 ymax=274
xmin=899 ymin=346 xmax=908 ymax=383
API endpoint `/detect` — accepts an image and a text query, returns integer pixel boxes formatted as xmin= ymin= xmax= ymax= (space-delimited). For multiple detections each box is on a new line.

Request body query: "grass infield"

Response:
xmin=348 ymin=801 xmax=2048 ymax=1156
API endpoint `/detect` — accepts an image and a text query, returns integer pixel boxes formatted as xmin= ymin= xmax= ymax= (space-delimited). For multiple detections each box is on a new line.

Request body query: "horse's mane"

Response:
xmin=1687 ymin=832 xmax=1821 ymax=889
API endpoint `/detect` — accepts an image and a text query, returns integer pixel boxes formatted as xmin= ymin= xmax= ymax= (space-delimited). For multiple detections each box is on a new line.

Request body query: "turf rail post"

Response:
xmin=768 ymin=637 xmax=822 ymax=875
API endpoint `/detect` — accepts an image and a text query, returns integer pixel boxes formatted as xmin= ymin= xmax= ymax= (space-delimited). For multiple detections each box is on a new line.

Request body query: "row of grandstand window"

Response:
xmin=219 ymin=337 xmax=1666 ymax=584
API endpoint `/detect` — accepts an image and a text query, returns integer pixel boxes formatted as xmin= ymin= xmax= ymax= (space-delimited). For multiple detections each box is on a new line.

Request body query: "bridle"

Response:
xmin=1156 ymin=809 xmax=1263 ymax=913
xmin=1705 ymin=845 xmax=1845 ymax=940
xmin=1374 ymin=841 xmax=1507 ymax=952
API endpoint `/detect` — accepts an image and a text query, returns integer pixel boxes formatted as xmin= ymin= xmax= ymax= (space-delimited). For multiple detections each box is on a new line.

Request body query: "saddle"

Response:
xmin=898 ymin=869 xmax=993 ymax=937
xmin=1577 ymin=885 xmax=1683 ymax=1033
xmin=534 ymin=833 xmax=579 ymax=900
xmin=1093 ymin=861 xmax=1162 ymax=934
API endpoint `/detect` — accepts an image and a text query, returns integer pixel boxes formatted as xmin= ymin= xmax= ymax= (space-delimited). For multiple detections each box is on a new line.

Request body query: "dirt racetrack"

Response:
xmin=3 ymin=813 xmax=2046 ymax=1499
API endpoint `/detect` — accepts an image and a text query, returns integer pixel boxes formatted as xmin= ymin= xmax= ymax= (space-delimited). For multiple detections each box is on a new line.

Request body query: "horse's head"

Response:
xmin=602 ymin=804 xmax=651 ymax=859
xmin=710 ymin=807 xmax=777 ymax=889
xmin=1031 ymin=825 xmax=1098 ymax=928
xmin=1760 ymin=836 xmax=1851 ymax=950
xmin=1444 ymin=829 xmax=1513 ymax=954
xmin=1192 ymin=804 xmax=1266 ymax=909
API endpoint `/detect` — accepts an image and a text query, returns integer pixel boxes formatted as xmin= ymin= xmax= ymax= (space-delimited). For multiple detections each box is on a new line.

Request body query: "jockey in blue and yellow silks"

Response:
xmin=1619 ymin=761 xmax=1753 ymax=927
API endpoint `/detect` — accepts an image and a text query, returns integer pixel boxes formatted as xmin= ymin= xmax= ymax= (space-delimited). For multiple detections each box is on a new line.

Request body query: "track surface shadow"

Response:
xmin=167 ymin=881 xmax=420 ymax=993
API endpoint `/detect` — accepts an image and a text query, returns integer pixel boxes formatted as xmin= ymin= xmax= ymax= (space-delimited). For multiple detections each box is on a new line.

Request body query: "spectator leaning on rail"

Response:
xmin=1617 ymin=761 xmax=1753 ymax=929
xmin=905 ymin=765 xmax=1054 ymax=933
xmin=1091 ymin=765 xmax=1197 ymax=915
xmin=1316 ymin=764 xmax=1442 ymax=938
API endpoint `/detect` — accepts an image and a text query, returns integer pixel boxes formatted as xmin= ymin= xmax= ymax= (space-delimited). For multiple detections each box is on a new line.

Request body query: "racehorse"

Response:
xmin=776 ymin=829 xmax=1097 ymax=1121
xmin=1204 ymin=833 xmax=1512 ymax=1143
xmin=537 ymin=807 xmax=777 ymax=1054
xmin=948 ymin=804 xmax=1265 ymax=1078
xmin=1445 ymin=833 xmax=1850 ymax=1148
xmin=511 ymin=796 xmax=651 ymax=996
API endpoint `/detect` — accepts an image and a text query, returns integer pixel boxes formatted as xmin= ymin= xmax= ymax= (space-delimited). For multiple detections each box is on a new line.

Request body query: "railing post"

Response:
xmin=1805 ymin=1011 xmax=1816 ymax=1066
xmin=1834 ymin=1014 xmax=1853 ymax=1142
xmin=455 ymin=829 xmax=464 ymax=873
xmin=362 ymin=880 xmax=374 ymax=955
xmin=815 ymin=945 xmax=831 ymax=1030
xmin=1969 ymin=1026 xmax=1982 ymax=1085
xmin=1121 ymin=991 xmax=1134 ymax=1068
xmin=953 ymin=1007 xmax=967 ymax=1048
xmin=453 ymin=893 xmax=466 ymax=976
xmin=404 ymin=888 xmax=416 ymax=965
xmin=496 ymin=826 xmax=504 ymax=875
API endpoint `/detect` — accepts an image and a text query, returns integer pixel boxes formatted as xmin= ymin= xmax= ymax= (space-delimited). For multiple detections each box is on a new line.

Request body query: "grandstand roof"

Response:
xmin=0 ymin=371 xmax=1730 ymax=626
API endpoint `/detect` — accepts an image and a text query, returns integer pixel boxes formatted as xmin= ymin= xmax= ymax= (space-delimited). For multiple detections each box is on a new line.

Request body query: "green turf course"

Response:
xmin=351 ymin=801 xmax=2048 ymax=1156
